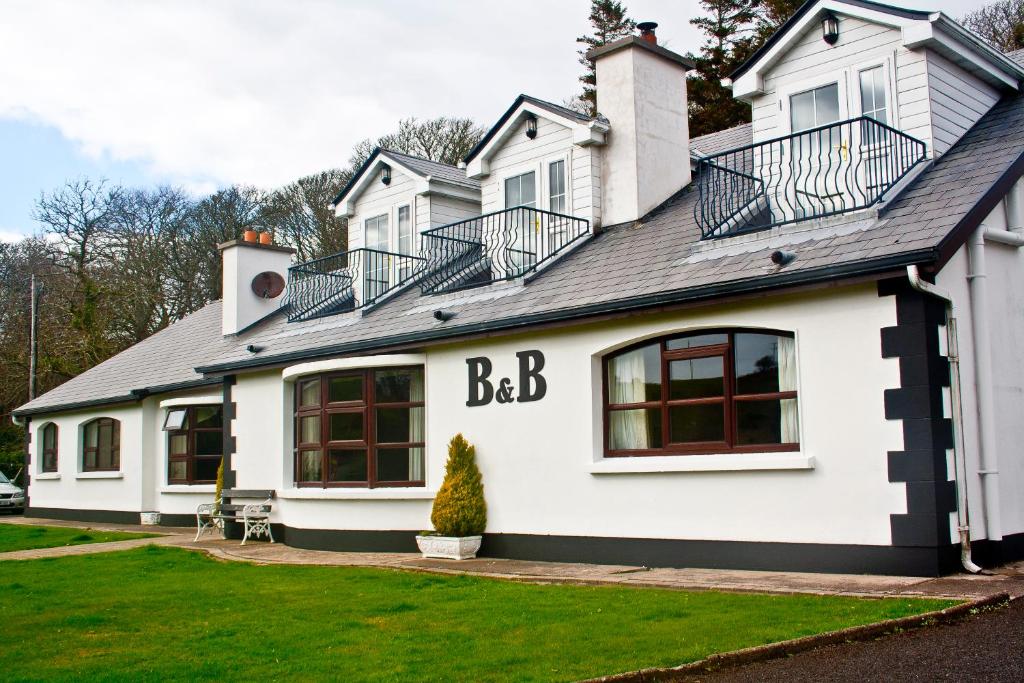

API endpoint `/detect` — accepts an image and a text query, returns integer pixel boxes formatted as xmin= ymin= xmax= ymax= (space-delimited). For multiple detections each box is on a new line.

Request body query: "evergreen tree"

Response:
xmin=687 ymin=0 xmax=802 ymax=138
xmin=575 ymin=0 xmax=637 ymax=116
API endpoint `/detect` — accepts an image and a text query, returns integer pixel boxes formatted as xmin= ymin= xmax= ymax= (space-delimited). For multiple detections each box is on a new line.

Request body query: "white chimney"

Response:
xmin=219 ymin=235 xmax=294 ymax=336
xmin=588 ymin=24 xmax=693 ymax=225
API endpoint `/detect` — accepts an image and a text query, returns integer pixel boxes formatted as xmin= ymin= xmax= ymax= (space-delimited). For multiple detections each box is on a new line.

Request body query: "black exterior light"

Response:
xmin=381 ymin=164 xmax=392 ymax=185
xmin=525 ymin=114 xmax=538 ymax=140
xmin=821 ymin=12 xmax=839 ymax=45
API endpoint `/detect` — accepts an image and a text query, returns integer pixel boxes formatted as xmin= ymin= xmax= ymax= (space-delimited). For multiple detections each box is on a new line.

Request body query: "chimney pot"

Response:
xmin=259 ymin=231 xmax=272 ymax=245
xmin=243 ymin=229 xmax=258 ymax=243
xmin=638 ymin=21 xmax=658 ymax=44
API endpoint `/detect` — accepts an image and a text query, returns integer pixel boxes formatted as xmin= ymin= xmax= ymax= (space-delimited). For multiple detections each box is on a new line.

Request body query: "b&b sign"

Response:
xmin=466 ymin=350 xmax=547 ymax=406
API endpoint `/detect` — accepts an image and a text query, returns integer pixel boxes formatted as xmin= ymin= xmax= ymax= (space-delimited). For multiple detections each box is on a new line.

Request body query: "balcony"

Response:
xmin=286 ymin=248 xmax=424 ymax=322
xmin=694 ymin=116 xmax=927 ymax=239
xmin=418 ymin=206 xmax=589 ymax=294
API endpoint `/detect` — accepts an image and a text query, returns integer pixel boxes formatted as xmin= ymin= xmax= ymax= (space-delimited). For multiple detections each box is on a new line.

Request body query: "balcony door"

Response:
xmin=364 ymin=214 xmax=389 ymax=302
xmin=503 ymin=171 xmax=537 ymax=276
xmin=788 ymin=82 xmax=846 ymax=218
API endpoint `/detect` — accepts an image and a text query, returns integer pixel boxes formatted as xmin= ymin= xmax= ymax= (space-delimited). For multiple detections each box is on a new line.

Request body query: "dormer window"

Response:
xmin=789 ymin=82 xmax=840 ymax=132
xmin=548 ymin=160 xmax=567 ymax=213
xmin=859 ymin=66 xmax=888 ymax=125
xmin=365 ymin=214 xmax=389 ymax=251
xmin=505 ymin=171 xmax=536 ymax=209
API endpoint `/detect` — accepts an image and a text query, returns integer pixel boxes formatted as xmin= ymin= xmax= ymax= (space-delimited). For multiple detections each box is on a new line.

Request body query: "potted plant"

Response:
xmin=416 ymin=434 xmax=487 ymax=560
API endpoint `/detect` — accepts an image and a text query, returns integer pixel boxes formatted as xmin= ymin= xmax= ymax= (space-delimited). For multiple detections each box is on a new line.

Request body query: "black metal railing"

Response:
xmin=285 ymin=247 xmax=424 ymax=321
xmin=418 ymin=206 xmax=589 ymax=294
xmin=694 ymin=116 xmax=927 ymax=239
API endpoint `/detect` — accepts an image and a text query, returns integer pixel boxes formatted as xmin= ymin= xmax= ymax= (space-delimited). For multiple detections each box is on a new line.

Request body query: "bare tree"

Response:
xmin=348 ymin=117 xmax=484 ymax=169
xmin=264 ymin=169 xmax=350 ymax=261
xmin=962 ymin=0 xmax=1024 ymax=52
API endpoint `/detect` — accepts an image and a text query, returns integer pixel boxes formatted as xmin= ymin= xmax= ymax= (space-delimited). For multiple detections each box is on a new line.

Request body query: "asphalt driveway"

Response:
xmin=684 ymin=597 xmax=1024 ymax=682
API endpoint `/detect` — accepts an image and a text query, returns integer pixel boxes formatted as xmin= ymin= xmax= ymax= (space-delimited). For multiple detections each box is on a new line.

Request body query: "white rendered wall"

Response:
xmin=28 ymin=403 xmax=147 ymax=514
xmin=229 ymin=283 xmax=906 ymax=545
xmin=595 ymin=45 xmax=690 ymax=225
xmin=936 ymin=192 xmax=1024 ymax=542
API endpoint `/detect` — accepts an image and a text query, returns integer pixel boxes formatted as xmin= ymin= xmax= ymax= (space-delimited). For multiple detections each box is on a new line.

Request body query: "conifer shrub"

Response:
xmin=429 ymin=434 xmax=487 ymax=537
xmin=214 ymin=460 xmax=224 ymax=516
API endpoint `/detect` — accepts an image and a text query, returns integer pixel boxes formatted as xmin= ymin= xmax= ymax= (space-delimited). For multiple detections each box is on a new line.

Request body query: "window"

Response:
xmin=603 ymin=330 xmax=799 ymax=456
xmin=548 ymin=160 xmax=566 ymax=214
xmin=82 ymin=418 xmax=120 ymax=471
xmin=164 ymin=405 xmax=223 ymax=484
xmin=859 ymin=66 xmax=888 ymax=125
xmin=41 ymin=423 xmax=58 ymax=473
xmin=294 ymin=367 xmax=425 ymax=487
xmin=365 ymin=213 xmax=389 ymax=251
xmin=397 ymin=205 xmax=413 ymax=255
xmin=505 ymin=171 xmax=536 ymax=209
xmin=790 ymin=83 xmax=840 ymax=132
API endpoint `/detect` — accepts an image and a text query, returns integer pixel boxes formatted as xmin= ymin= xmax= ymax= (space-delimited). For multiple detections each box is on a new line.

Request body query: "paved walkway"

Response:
xmin=3 ymin=515 xmax=1023 ymax=600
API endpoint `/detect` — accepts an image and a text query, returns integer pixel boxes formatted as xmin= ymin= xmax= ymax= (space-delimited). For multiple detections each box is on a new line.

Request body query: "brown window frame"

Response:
xmin=82 ymin=417 xmax=121 ymax=472
xmin=41 ymin=423 xmax=58 ymax=473
xmin=603 ymin=330 xmax=799 ymax=457
xmin=166 ymin=405 xmax=223 ymax=485
xmin=294 ymin=366 xmax=425 ymax=488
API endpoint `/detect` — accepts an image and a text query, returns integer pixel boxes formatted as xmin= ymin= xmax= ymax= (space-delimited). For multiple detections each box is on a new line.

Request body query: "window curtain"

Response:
xmin=408 ymin=371 xmax=425 ymax=481
xmin=608 ymin=348 xmax=651 ymax=449
xmin=777 ymin=336 xmax=799 ymax=443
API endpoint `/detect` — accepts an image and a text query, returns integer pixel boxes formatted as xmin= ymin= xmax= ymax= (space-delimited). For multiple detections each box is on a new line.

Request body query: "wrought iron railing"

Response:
xmin=694 ymin=116 xmax=927 ymax=239
xmin=418 ymin=206 xmax=589 ymax=294
xmin=285 ymin=247 xmax=424 ymax=321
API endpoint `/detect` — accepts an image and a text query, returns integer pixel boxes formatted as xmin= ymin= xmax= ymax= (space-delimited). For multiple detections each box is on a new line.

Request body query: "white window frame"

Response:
xmin=500 ymin=166 xmax=540 ymax=210
xmin=542 ymin=152 xmax=572 ymax=216
xmin=851 ymin=56 xmax=898 ymax=130
xmin=779 ymin=71 xmax=850 ymax=136
xmin=364 ymin=213 xmax=390 ymax=252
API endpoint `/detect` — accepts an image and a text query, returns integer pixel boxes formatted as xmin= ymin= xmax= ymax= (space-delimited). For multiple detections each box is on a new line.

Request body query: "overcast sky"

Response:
xmin=0 ymin=0 xmax=993 ymax=241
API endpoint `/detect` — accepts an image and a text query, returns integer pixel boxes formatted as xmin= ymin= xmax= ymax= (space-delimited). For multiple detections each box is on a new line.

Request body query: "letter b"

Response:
xmin=516 ymin=350 xmax=547 ymax=403
xmin=466 ymin=357 xmax=494 ymax=407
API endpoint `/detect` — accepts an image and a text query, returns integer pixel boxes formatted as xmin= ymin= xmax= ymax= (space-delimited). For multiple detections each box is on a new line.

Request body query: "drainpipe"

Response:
xmin=905 ymin=265 xmax=981 ymax=573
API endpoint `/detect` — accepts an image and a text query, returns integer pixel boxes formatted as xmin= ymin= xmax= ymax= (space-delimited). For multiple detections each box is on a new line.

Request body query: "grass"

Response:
xmin=0 ymin=546 xmax=955 ymax=682
xmin=0 ymin=522 xmax=156 ymax=552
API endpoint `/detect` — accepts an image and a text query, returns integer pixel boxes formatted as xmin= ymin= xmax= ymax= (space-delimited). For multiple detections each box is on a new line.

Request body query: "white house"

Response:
xmin=15 ymin=0 xmax=1024 ymax=576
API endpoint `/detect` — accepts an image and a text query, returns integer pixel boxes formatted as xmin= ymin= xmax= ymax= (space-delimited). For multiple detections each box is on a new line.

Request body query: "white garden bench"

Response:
xmin=195 ymin=489 xmax=275 ymax=545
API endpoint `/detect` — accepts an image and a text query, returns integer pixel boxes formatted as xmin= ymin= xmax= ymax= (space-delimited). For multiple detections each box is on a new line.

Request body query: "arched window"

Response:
xmin=82 ymin=418 xmax=120 ymax=472
xmin=603 ymin=330 xmax=799 ymax=456
xmin=41 ymin=423 xmax=58 ymax=473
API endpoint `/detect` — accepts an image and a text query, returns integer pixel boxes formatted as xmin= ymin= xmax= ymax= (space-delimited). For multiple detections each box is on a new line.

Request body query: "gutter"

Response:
xmin=12 ymin=377 xmax=221 ymax=419
xmin=197 ymin=248 xmax=936 ymax=375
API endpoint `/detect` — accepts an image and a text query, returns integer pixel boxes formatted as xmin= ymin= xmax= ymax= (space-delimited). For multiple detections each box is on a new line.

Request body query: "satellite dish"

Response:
xmin=251 ymin=271 xmax=285 ymax=299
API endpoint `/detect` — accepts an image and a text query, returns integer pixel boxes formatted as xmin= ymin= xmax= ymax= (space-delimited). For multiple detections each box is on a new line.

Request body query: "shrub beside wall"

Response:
xmin=430 ymin=433 xmax=487 ymax=537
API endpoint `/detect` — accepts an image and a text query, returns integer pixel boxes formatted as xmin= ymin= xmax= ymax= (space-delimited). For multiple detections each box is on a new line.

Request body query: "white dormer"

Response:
xmin=464 ymin=95 xmax=609 ymax=229
xmin=729 ymin=0 xmax=1024 ymax=157
xmin=331 ymin=148 xmax=481 ymax=254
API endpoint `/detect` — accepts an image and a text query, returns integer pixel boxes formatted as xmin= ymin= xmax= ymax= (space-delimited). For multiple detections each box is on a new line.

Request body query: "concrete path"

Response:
xmin=4 ymin=516 xmax=1023 ymax=600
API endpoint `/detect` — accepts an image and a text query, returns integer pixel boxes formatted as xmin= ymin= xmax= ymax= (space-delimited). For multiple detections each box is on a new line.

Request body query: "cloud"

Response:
xmin=0 ymin=0 xmax=610 ymax=191
xmin=0 ymin=228 xmax=28 ymax=243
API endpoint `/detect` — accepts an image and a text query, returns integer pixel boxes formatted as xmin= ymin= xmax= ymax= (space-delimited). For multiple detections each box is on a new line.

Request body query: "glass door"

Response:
xmin=503 ymin=171 xmax=537 ymax=276
xmin=364 ymin=214 xmax=389 ymax=301
xmin=789 ymin=82 xmax=844 ymax=218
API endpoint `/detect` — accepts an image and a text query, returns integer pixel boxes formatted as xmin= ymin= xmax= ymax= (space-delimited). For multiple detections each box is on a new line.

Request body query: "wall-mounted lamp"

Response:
xmin=821 ymin=12 xmax=839 ymax=45
xmin=525 ymin=114 xmax=538 ymax=140
xmin=381 ymin=164 xmax=392 ymax=185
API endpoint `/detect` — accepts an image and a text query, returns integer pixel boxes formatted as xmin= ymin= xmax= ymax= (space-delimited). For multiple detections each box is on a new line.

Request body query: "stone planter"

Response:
xmin=415 ymin=534 xmax=482 ymax=560
xmin=140 ymin=512 xmax=161 ymax=526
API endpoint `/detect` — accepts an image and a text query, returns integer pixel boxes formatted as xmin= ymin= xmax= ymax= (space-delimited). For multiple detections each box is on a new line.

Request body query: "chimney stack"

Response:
xmin=588 ymin=25 xmax=694 ymax=225
xmin=638 ymin=21 xmax=658 ymax=44
xmin=218 ymin=237 xmax=295 ymax=336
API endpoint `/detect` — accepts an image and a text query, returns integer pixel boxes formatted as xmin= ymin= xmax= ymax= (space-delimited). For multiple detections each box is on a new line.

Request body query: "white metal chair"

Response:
xmin=240 ymin=502 xmax=274 ymax=545
xmin=194 ymin=501 xmax=222 ymax=542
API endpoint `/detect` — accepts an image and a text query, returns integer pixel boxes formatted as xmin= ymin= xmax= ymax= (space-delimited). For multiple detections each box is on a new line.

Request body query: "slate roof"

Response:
xmin=15 ymin=302 xmax=239 ymax=416
xmin=331 ymin=147 xmax=476 ymax=207
xmin=383 ymin=150 xmax=480 ymax=190
xmin=18 ymin=74 xmax=1024 ymax=415
xmin=690 ymin=123 xmax=753 ymax=159
xmin=192 ymin=88 xmax=1024 ymax=375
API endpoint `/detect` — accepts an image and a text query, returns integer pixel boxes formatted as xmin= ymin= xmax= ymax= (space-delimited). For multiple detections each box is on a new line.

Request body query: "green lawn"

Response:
xmin=0 ymin=546 xmax=954 ymax=682
xmin=0 ymin=522 xmax=156 ymax=552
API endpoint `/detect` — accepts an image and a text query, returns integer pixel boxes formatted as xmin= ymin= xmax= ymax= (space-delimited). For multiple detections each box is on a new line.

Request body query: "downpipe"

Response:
xmin=905 ymin=265 xmax=981 ymax=573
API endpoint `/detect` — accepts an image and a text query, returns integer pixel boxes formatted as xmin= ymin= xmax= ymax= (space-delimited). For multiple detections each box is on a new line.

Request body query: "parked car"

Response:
xmin=0 ymin=471 xmax=25 ymax=513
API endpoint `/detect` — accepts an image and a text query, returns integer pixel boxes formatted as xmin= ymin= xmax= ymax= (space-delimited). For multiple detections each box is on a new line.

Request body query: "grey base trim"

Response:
xmin=25 ymin=506 xmax=141 ymax=525
xmin=158 ymin=513 xmax=195 ymax=527
xmin=266 ymin=526 xmax=963 ymax=576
